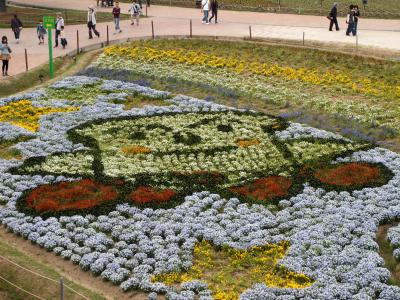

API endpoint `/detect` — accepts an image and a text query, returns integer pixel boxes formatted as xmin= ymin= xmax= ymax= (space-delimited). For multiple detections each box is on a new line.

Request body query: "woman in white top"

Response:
xmin=201 ymin=0 xmax=210 ymax=24
xmin=88 ymin=5 xmax=100 ymax=38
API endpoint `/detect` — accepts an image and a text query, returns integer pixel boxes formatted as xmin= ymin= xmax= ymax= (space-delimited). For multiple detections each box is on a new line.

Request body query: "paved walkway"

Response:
xmin=0 ymin=0 xmax=399 ymax=79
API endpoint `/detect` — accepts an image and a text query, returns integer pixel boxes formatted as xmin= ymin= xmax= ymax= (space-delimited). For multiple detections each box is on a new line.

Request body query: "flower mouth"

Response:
xmin=236 ymin=139 xmax=261 ymax=148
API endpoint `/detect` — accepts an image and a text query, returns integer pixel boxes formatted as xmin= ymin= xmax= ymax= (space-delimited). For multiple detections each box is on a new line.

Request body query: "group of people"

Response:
xmin=201 ymin=0 xmax=219 ymax=24
xmin=328 ymin=2 xmax=360 ymax=36
xmin=112 ymin=0 xmax=142 ymax=35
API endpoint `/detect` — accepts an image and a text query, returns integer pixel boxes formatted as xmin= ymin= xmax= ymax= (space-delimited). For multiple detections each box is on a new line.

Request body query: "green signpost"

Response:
xmin=43 ymin=16 xmax=55 ymax=79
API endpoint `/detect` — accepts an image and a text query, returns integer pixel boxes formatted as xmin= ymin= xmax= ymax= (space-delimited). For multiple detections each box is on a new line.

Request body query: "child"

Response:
xmin=36 ymin=20 xmax=47 ymax=45
xmin=60 ymin=29 xmax=67 ymax=49
xmin=0 ymin=36 xmax=12 ymax=76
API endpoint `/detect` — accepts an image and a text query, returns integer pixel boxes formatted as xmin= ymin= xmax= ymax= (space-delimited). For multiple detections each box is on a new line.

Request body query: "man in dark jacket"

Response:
xmin=10 ymin=15 xmax=23 ymax=43
xmin=209 ymin=0 xmax=218 ymax=24
xmin=328 ymin=3 xmax=339 ymax=31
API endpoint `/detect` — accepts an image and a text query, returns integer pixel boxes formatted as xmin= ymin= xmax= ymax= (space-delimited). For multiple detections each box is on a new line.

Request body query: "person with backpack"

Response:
xmin=36 ymin=20 xmax=47 ymax=45
xmin=201 ymin=0 xmax=210 ymax=24
xmin=346 ymin=5 xmax=356 ymax=36
xmin=129 ymin=0 xmax=141 ymax=26
xmin=88 ymin=5 xmax=100 ymax=39
xmin=0 ymin=36 xmax=12 ymax=76
xmin=54 ymin=13 xmax=65 ymax=48
xmin=328 ymin=2 xmax=339 ymax=31
xmin=10 ymin=15 xmax=23 ymax=44
xmin=209 ymin=0 xmax=218 ymax=24
xmin=112 ymin=2 xmax=122 ymax=34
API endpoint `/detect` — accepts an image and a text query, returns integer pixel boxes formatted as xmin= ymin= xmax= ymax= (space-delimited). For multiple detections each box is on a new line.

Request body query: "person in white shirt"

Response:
xmin=88 ymin=5 xmax=100 ymax=38
xmin=201 ymin=0 xmax=210 ymax=24
xmin=54 ymin=13 xmax=65 ymax=48
xmin=128 ymin=0 xmax=141 ymax=26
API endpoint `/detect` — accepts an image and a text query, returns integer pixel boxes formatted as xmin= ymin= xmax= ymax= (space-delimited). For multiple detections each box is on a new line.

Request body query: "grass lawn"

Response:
xmin=0 ymin=230 xmax=107 ymax=300
xmin=0 ymin=4 xmax=130 ymax=28
xmin=135 ymin=0 xmax=400 ymax=18
xmin=0 ymin=47 xmax=101 ymax=98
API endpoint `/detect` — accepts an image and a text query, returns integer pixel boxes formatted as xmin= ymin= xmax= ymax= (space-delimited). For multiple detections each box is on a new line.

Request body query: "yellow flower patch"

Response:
xmin=104 ymin=45 xmax=399 ymax=100
xmin=0 ymin=100 xmax=79 ymax=132
xmin=152 ymin=240 xmax=313 ymax=299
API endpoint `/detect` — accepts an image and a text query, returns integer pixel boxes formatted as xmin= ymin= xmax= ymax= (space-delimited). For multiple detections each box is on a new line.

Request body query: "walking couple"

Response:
xmin=327 ymin=2 xmax=360 ymax=36
xmin=201 ymin=0 xmax=218 ymax=24
xmin=346 ymin=5 xmax=360 ymax=36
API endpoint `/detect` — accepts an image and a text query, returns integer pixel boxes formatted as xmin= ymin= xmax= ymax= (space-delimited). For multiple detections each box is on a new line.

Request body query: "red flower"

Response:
xmin=230 ymin=176 xmax=292 ymax=202
xmin=314 ymin=162 xmax=380 ymax=187
xmin=25 ymin=179 xmax=118 ymax=213
xmin=129 ymin=186 xmax=177 ymax=204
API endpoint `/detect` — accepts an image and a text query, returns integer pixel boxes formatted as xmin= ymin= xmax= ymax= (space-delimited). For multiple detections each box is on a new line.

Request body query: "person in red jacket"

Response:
xmin=112 ymin=2 xmax=122 ymax=34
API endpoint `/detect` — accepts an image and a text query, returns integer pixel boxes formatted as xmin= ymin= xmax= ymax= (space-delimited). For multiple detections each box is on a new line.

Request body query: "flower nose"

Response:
xmin=173 ymin=132 xmax=202 ymax=145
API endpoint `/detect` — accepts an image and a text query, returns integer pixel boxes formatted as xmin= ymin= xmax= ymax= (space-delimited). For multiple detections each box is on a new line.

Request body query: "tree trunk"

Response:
xmin=0 ymin=0 xmax=6 ymax=12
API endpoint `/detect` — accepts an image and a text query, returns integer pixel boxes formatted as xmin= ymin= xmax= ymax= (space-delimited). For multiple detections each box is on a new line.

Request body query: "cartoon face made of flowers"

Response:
xmin=14 ymin=111 xmax=392 ymax=215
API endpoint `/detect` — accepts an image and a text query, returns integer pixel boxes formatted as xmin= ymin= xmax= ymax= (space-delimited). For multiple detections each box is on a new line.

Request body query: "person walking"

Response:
xmin=128 ymin=0 xmax=141 ymax=26
xmin=201 ymin=0 xmax=210 ymax=24
xmin=88 ymin=5 xmax=100 ymax=39
xmin=36 ymin=20 xmax=47 ymax=45
xmin=354 ymin=5 xmax=360 ymax=35
xmin=209 ymin=0 xmax=218 ymax=24
xmin=328 ymin=2 xmax=339 ymax=31
xmin=54 ymin=13 xmax=65 ymax=48
xmin=346 ymin=5 xmax=356 ymax=36
xmin=112 ymin=2 xmax=122 ymax=34
xmin=0 ymin=36 xmax=12 ymax=76
xmin=10 ymin=15 xmax=23 ymax=44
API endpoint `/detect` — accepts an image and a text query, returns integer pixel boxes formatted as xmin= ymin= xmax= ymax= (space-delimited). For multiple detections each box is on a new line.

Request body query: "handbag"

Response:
xmin=326 ymin=15 xmax=332 ymax=20
xmin=0 ymin=54 xmax=11 ymax=61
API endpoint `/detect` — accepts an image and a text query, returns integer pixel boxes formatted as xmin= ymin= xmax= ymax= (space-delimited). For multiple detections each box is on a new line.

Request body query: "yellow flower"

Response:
xmin=0 ymin=100 xmax=79 ymax=132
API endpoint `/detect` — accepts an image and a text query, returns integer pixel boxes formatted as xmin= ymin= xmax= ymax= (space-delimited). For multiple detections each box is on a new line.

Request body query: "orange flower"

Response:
xmin=121 ymin=145 xmax=151 ymax=155
xmin=314 ymin=162 xmax=380 ymax=187
xmin=231 ymin=176 xmax=292 ymax=202
xmin=236 ymin=139 xmax=261 ymax=148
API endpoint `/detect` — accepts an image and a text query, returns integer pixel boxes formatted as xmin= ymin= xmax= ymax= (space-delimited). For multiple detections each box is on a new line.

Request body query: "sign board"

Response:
xmin=43 ymin=16 xmax=55 ymax=78
xmin=43 ymin=16 xmax=55 ymax=29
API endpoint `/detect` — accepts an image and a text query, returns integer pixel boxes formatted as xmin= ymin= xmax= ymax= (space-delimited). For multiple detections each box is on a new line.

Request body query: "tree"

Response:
xmin=0 ymin=0 xmax=6 ymax=12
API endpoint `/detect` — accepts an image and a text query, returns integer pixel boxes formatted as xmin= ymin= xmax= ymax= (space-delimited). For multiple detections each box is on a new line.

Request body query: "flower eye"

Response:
xmin=217 ymin=124 xmax=233 ymax=132
xmin=130 ymin=131 xmax=146 ymax=140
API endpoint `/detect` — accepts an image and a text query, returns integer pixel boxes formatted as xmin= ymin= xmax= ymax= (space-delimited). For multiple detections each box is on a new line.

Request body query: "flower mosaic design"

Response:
xmin=11 ymin=110 xmax=392 ymax=216
xmin=0 ymin=74 xmax=399 ymax=299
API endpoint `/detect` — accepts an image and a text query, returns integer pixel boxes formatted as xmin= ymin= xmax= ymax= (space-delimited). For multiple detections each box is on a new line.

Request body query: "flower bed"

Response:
xmin=0 ymin=50 xmax=400 ymax=299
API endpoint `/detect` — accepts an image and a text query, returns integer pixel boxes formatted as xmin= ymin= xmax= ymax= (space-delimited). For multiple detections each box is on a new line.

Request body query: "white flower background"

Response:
xmin=0 ymin=76 xmax=400 ymax=299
